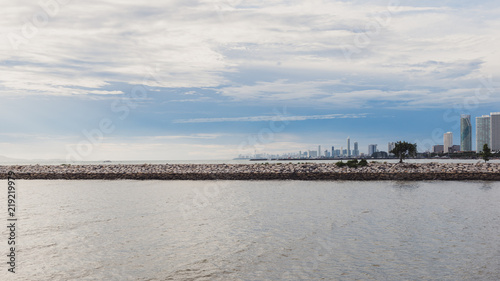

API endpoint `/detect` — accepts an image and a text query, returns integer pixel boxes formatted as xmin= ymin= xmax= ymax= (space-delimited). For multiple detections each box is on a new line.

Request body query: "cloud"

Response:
xmin=174 ymin=113 xmax=367 ymax=123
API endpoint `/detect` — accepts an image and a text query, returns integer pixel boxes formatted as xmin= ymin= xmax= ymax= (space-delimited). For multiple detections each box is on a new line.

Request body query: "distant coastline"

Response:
xmin=2 ymin=162 xmax=500 ymax=181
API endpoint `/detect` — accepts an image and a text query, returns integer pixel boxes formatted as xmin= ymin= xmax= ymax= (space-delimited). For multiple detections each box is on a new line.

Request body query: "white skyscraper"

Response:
xmin=347 ymin=137 xmax=351 ymax=157
xmin=490 ymin=113 xmax=500 ymax=151
xmin=476 ymin=115 xmax=490 ymax=152
xmin=444 ymin=132 xmax=453 ymax=153
xmin=318 ymin=145 xmax=321 ymax=158
xmin=388 ymin=142 xmax=395 ymax=155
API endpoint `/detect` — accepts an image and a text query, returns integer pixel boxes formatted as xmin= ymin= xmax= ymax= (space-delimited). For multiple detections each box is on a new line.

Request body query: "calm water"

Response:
xmin=1 ymin=180 xmax=499 ymax=280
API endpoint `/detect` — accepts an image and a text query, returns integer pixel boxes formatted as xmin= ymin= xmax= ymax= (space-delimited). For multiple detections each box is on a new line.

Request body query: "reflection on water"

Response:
xmin=392 ymin=181 xmax=421 ymax=190
xmin=480 ymin=182 xmax=494 ymax=191
xmin=1 ymin=180 xmax=499 ymax=280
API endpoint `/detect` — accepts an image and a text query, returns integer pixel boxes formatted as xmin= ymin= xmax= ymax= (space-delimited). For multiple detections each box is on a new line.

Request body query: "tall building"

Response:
xmin=353 ymin=142 xmax=359 ymax=156
xmin=460 ymin=114 xmax=472 ymax=151
xmin=444 ymin=132 xmax=453 ymax=153
xmin=433 ymin=145 xmax=444 ymax=154
xmin=476 ymin=115 xmax=490 ymax=152
xmin=331 ymin=146 xmax=335 ymax=157
xmin=491 ymin=112 xmax=500 ymax=151
xmin=388 ymin=142 xmax=395 ymax=155
xmin=368 ymin=144 xmax=377 ymax=157
xmin=347 ymin=137 xmax=351 ymax=157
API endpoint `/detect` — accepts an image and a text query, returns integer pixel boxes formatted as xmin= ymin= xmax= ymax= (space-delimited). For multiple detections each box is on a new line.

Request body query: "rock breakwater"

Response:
xmin=1 ymin=162 xmax=500 ymax=180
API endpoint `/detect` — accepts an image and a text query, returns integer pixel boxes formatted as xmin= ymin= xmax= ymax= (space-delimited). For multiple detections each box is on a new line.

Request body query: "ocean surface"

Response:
xmin=1 ymin=180 xmax=499 ymax=280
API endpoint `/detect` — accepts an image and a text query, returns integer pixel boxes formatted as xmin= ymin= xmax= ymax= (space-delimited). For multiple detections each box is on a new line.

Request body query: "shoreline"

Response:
xmin=1 ymin=162 xmax=500 ymax=181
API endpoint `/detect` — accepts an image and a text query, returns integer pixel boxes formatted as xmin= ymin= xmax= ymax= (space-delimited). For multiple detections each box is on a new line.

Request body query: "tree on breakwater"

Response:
xmin=480 ymin=144 xmax=493 ymax=163
xmin=390 ymin=141 xmax=417 ymax=163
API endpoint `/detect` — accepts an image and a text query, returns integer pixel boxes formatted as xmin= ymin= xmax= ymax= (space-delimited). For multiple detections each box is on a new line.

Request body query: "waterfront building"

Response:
xmin=451 ymin=145 xmax=461 ymax=153
xmin=318 ymin=145 xmax=321 ymax=157
xmin=476 ymin=115 xmax=490 ymax=152
xmin=347 ymin=137 xmax=351 ymax=157
xmin=460 ymin=114 xmax=472 ymax=151
xmin=309 ymin=150 xmax=318 ymax=158
xmin=368 ymin=144 xmax=377 ymax=157
xmin=444 ymin=132 xmax=453 ymax=153
xmin=353 ymin=142 xmax=359 ymax=157
xmin=490 ymin=112 xmax=500 ymax=151
xmin=433 ymin=145 xmax=444 ymax=154
xmin=388 ymin=142 xmax=395 ymax=155
xmin=334 ymin=149 xmax=341 ymax=157
xmin=331 ymin=146 xmax=335 ymax=157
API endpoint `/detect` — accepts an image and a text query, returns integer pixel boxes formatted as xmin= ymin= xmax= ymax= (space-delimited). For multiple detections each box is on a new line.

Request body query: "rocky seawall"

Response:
xmin=1 ymin=162 xmax=500 ymax=180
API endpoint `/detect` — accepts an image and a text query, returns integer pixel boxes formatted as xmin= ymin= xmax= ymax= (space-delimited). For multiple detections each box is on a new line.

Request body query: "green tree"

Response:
xmin=480 ymin=143 xmax=493 ymax=163
xmin=390 ymin=141 xmax=417 ymax=163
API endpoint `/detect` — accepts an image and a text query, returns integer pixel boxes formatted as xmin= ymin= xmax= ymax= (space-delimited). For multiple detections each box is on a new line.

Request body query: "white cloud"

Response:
xmin=0 ymin=0 xmax=498 ymax=105
xmin=174 ymin=113 xmax=366 ymax=123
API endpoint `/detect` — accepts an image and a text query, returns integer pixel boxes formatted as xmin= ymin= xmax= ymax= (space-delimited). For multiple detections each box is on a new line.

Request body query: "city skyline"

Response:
xmin=0 ymin=1 xmax=499 ymax=160
xmin=239 ymin=111 xmax=500 ymax=159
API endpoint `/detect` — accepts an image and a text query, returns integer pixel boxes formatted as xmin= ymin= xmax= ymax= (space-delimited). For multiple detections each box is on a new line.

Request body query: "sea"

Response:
xmin=1 ymin=179 xmax=499 ymax=280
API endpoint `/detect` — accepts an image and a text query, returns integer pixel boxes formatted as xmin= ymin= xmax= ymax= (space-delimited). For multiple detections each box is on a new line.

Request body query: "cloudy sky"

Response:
xmin=0 ymin=0 xmax=499 ymax=160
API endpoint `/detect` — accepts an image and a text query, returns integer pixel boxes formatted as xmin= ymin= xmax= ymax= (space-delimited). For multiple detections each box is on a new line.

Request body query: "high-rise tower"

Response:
xmin=347 ymin=137 xmax=351 ymax=157
xmin=460 ymin=114 xmax=472 ymax=151
xmin=444 ymin=132 xmax=453 ymax=153
xmin=490 ymin=112 xmax=500 ymax=151
xmin=476 ymin=115 xmax=490 ymax=152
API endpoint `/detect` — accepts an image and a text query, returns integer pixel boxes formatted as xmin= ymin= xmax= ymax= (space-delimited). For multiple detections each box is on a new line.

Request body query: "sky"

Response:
xmin=0 ymin=0 xmax=499 ymax=160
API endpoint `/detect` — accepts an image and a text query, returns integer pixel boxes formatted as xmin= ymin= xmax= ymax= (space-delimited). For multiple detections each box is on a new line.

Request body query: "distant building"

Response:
xmin=491 ymin=112 xmax=500 ymax=151
xmin=460 ymin=114 xmax=472 ymax=151
xmin=331 ymin=146 xmax=335 ymax=157
xmin=324 ymin=150 xmax=330 ymax=158
xmin=353 ymin=142 xmax=359 ymax=157
xmin=347 ymin=137 xmax=351 ymax=157
xmin=372 ymin=151 xmax=388 ymax=159
xmin=444 ymin=132 xmax=453 ymax=153
xmin=451 ymin=145 xmax=461 ymax=153
xmin=388 ymin=142 xmax=395 ymax=155
xmin=334 ymin=149 xmax=341 ymax=157
xmin=368 ymin=144 xmax=377 ymax=157
xmin=318 ymin=145 xmax=321 ymax=157
xmin=476 ymin=115 xmax=490 ymax=152
xmin=433 ymin=145 xmax=444 ymax=154
xmin=309 ymin=150 xmax=318 ymax=158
